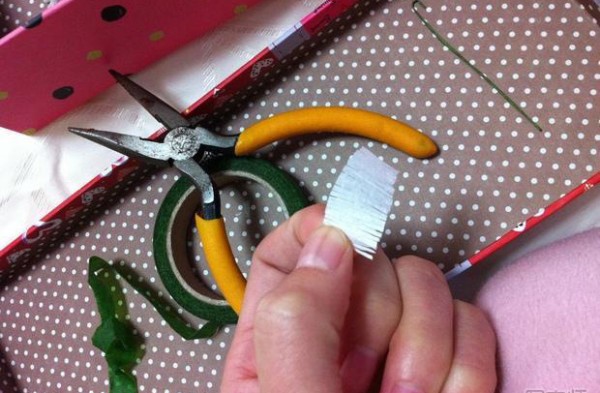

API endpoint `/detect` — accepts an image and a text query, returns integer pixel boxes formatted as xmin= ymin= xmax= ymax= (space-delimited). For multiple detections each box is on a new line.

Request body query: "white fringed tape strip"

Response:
xmin=324 ymin=147 xmax=399 ymax=259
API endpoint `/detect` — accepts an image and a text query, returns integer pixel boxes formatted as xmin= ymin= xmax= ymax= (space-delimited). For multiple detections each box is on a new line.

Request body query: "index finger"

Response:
xmin=221 ymin=204 xmax=325 ymax=390
xmin=240 ymin=203 xmax=326 ymax=321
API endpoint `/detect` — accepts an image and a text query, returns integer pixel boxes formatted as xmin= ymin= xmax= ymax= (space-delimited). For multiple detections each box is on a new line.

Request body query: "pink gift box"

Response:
xmin=0 ymin=0 xmax=266 ymax=133
xmin=0 ymin=0 xmax=360 ymax=273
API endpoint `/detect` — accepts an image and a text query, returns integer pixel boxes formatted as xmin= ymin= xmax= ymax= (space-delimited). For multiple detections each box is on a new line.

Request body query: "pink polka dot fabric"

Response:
xmin=476 ymin=229 xmax=600 ymax=392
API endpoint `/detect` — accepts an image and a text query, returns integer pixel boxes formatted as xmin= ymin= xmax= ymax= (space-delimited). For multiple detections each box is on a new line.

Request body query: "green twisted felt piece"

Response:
xmin=88 ymin=256 xmax=222 ymax=392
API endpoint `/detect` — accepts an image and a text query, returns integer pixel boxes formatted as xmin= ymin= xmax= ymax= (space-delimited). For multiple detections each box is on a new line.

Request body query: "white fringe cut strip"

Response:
xmin=324 ymin=147 xmax=399 ymax=259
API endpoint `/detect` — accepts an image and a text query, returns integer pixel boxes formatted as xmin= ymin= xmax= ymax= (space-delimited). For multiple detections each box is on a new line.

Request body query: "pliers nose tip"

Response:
xmin=68 ymin=127 xmax=93 ymax=136
xmin=108 ymin=69 xmax=126 ymax=80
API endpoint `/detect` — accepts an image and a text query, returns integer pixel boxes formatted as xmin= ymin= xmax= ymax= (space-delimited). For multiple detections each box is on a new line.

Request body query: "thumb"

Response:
xmin=253 ymin=225 xmax=354 ymax=393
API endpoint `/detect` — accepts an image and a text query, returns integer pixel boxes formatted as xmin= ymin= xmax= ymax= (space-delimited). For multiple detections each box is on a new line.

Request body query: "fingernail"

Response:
xmin=340 ymin=346 xmax=378 ymax=391
xmin=297 ymin=226 xmax=350 ymax=271
xmin=389 ymin=384 xmax=424 ymax=393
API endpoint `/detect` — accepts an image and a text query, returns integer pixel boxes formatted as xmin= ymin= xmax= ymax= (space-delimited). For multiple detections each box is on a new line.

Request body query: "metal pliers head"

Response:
xmin=69 ymin=70 xmax=237 ymax=219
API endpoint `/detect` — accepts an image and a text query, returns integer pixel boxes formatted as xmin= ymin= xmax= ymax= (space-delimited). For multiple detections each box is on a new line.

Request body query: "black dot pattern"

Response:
xmin=101 ymin=5 xmax=127 ymax=22
xmin=52 ymin=86 xmax=74 ymax=100
xmin=25 ymin=14 xmax=43 ymax=29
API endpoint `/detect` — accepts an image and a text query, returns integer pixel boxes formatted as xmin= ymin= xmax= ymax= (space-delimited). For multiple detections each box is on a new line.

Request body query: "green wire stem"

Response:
xmin=412 ymin=0 xmax=542 ymax=132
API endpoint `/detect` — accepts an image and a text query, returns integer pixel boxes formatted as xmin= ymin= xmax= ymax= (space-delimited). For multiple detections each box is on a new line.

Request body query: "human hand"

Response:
xmin=221 ymin=204 xmax=496 ymax=393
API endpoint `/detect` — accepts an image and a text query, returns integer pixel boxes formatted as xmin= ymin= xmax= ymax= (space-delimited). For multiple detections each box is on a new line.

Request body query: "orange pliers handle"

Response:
xmin=235 ymin=107 xmax=438 ymax=158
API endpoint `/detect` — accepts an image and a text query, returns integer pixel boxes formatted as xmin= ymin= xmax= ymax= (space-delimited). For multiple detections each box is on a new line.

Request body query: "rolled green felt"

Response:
xmin=153 ymin=156 xmax=309 ymax=323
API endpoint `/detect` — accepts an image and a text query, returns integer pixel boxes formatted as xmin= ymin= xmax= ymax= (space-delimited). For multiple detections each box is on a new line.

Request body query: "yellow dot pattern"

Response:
xmin=86 ymin=50 xmax=104 ymax=61
xmin=149 ymin=31 xmax=165 ymax=42
xmin=234 ymin=4 xmax=248 ymax=14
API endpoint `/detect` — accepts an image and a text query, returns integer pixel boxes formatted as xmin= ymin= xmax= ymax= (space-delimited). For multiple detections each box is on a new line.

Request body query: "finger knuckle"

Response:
xmin=394 ymin=255 xmax=447 ymax=285
xmin=454 ymin=300 xmax=496 ymax=344
xmin=255 ymin=290 xmax=319 ymax=333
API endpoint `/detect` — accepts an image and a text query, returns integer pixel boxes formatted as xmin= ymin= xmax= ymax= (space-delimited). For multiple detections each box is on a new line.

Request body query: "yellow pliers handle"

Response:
xmin=196 ymin=215 xmax=247 ymax=314
xmin=235 ymin=107 xmax=438 ymax=158
xmin=197 ymin=107 xmax=437 ymax=315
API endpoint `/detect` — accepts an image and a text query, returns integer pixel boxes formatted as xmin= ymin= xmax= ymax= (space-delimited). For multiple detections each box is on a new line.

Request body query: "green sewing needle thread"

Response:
xmin=412 ymin=0 xmax=542 ymax=132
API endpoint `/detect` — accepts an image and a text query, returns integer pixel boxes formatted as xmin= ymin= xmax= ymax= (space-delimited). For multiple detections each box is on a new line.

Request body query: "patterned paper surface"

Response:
xmin=1 ymin=0 xmax=599 ymax=392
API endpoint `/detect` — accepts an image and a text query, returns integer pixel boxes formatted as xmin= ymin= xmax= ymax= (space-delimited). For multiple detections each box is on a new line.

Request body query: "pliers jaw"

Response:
xmin=67 ymin=127 xmax=176 ymax=167
xmin=68 ymin=125 xmax=237 ymax=164
xmin=108 ymin=69 xmax=192 ymax=130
